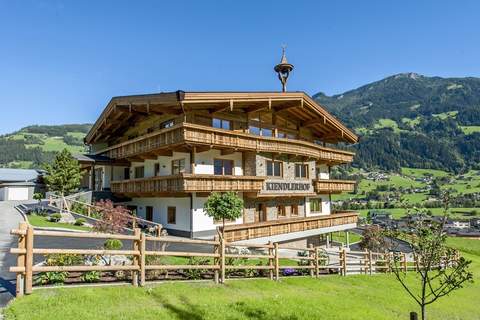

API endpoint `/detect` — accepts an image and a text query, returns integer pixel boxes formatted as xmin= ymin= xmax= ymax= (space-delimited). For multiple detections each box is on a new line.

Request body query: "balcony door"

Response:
xmin=256 ymin=203 xmax=267 ymax=222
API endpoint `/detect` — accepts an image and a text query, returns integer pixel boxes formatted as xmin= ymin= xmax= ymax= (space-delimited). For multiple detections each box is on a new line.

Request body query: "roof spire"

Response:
xmin=274 ymin=46 xmax=294 ymax=92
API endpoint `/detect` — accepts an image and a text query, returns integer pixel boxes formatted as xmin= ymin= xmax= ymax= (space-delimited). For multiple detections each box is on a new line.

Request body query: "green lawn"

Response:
xmin=330 ymin=231 xmax=362 ymax=244
xmin=460 ymin=126 xmax=480 ymax=135
xmin=357 ymin=207 xmax=479 ymax=219
xmin=5 ymin=239 xmax=480 ymax=320
xmin=400 ymin=167 xmax=449 ymax=178
xmin=27 ymin=214 xmax=92 ymax=231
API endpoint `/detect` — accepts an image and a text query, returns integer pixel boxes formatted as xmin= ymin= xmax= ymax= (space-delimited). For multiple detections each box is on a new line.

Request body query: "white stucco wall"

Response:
xmin=317 ymin=164 xmax=330 ymax=179
xmin=131 ymin=197 xmax=191 ymax=232
xmin=192 ymin=193 xmax=243 ymax=232
xmin=305 ymin=194 xmax=331 ymax=216
xmin=195 ymin=150 xmax=243 ymax=175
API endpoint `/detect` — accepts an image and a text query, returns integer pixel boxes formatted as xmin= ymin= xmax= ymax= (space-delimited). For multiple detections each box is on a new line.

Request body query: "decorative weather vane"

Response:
xmin=274 ymin=45 xmax=294 ymax=92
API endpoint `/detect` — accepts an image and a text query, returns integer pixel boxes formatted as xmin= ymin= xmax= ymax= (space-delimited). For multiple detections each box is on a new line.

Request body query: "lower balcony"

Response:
xmin=221 ymin=211 xmax=358 ymax=242
xmin=313 ymin=179 xmax=356 ymax=194
xmin=110 ymin=174 xmax=266 ymax=196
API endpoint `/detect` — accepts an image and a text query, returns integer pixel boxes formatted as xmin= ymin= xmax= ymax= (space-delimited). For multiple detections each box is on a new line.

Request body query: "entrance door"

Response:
xmin=256 ymin=203 xmax=267 ymax=222
xmin=146 ymin=206 xmax=153 ymax=221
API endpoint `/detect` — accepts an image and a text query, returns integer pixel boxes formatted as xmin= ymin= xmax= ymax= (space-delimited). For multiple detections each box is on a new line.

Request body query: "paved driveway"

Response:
xmin=0 ymin=201 xmax=29 ymax=308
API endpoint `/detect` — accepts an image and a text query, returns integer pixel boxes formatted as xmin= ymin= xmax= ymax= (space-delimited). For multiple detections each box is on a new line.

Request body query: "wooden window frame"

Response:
xmin=266 ymin=160 xmax=283 ymax=177
xmin=291 ymin=204 xmax=299 ymax=216
xmin=134 ymin=166 xmax=144 ymax=179
xmin=310 ymin=198 xmax=322 ymax=213
xmin=171 ymin=158 xmax=186 ymax=175
xmin=295 ymin=163 xmax=309 ymax=179
xmin=277 ymin=205 xmax=286 ymax=217
xmin=167 ymin=207 xmax=176 ymax=224
xmin=212 ymin=118 xmax=231 ymax=130
xmin=214 ymin=158 xmax=234 ymax=176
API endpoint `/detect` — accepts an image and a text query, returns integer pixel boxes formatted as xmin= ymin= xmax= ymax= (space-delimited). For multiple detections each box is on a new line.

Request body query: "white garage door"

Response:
xmin=7 ymin=187 xmax=29 ymax=201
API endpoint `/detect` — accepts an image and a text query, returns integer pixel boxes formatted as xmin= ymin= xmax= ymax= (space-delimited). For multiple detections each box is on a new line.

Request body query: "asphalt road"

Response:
xmin=0 ymin=201 xmax=30 ymax=308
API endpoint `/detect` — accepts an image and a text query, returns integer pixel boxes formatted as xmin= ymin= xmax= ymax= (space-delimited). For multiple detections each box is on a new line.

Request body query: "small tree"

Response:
xmin=389 ymin=193 xmax=473 ymax=320
xmin=359 ymin=225 xmax=389 ymax=252
xmin=43 ymin=149 xmax=81 ymax=197
xmin=204 ymin=192 xmax=243 ymax=238
xmin=93 ymin=199 xmax=130 ymax=234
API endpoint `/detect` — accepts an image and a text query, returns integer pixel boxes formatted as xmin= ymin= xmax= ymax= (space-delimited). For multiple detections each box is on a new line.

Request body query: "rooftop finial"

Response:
xmin=274 ymin=46 xmax=294 ymax=92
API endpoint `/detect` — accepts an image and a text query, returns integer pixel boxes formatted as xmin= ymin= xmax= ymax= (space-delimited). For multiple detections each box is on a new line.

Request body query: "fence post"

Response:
xmin=308 ymin=244 xmax=314 ymax=277
xmin=387 ymin=252 xmax=392 ymax=273
xmin=24 ymin=225 xmax=34 ymax=294
xmin=139 ymin=232 xmax=146 ymax=287
xmin=341 ymin=248 xmax=347 ymax=276
xmin=403 ymin=253 xmax=407 ymax=273
xmin=368 ymin=250 xmax=373 ymax=275
xmin=220 ymin=236 xmax=226 ymax=283
xmin=274 ymin=242 xmax=279 ymax=281
xmin=132 ymin=228 xmax=140 ymax=286
xmin=213 ymin=236 xmax=219 ymax=284
xmin=15 ymin=222 xmax=28 ymax=297
xmin=314 ymin=247 xmax=319 ymax=278
xmin=268 ymin=241 xmax=274 ymax=280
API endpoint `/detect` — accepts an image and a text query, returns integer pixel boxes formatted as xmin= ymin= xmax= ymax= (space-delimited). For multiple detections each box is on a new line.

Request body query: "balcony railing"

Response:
xmin=221 ymin=211 xmax=358 ymax=242
xmin=96 ymin=123 xmax=354 ymax=164
xmin=313 ymin=179 xmax=356 ymax=194
xmin=110 ymin=174 xmax=266 ymax=195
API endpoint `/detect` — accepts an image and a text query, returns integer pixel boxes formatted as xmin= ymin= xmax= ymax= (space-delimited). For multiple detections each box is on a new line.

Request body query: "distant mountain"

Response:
xmin=314 ymin=73 xmax=480 ymax=173
xmin=0 ymin=124 xmax=92 ymax=169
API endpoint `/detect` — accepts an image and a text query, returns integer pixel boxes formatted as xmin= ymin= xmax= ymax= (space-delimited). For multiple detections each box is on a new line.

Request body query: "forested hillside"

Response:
xmin=0 ymin=124 xmax=91 ymax=169
xmin=314 ymin=73 xmax=480 ymax=173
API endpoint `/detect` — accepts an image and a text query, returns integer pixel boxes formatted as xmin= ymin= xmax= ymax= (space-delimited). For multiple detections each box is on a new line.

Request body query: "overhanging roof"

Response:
xmin=85 ymin=91 xmax=358 ymax=145
xmin=0 ymin=168 xmax=40 ymax=183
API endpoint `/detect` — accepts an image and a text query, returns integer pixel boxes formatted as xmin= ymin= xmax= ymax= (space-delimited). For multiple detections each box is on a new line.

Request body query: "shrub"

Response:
xmin=93 ymin=200 xmax=131 ymax=234
xmin=183 ymin=257 xmax=210 ymax=280
xmin=104 ymin=239 xmax=123 ymax=250
xmin=37 ymin=271 xmax=68 ymax=285
xmin=145 ymin=255 xmax=168 ymax=280
xmin=49 ymin=213 xmax=62 ymax=223
xmin=37 ymin=254 xmax=84 ymax=285
xmin=74 ymin=218 xmax=86 ymax=226
xmin=81 ymin=271 xmax=100 ymax=283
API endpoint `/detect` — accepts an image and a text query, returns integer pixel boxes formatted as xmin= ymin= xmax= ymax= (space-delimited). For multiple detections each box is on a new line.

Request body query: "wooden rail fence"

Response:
xmin=10 ymin=223 xmax=451 ymax=297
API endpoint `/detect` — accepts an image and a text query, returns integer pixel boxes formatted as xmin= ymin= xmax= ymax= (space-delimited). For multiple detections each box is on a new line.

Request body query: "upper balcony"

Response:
xmin=313 ymin=179 xmax=356 ymax=194
xmin=110 ymin=174 xmax=265 ymax=196
xmin=95 ymin=123 xmax=355 ymax=164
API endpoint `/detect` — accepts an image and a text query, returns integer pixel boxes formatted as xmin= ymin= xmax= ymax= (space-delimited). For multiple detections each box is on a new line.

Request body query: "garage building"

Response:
xmin=0 ymin=169 xmax=43 ymax=201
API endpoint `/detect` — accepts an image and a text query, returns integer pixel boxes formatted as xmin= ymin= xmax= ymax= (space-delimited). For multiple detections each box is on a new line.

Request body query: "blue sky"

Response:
xmin=1 ymin=0 xmax=479 ymax=134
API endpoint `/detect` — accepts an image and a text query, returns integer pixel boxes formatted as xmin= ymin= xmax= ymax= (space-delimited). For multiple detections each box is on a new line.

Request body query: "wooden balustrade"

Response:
xmin=110 ymin=174 xmax=265 ymax=195
xmin=313 ymin=179 xmax=356 ymax=194
xmin=221 ymin=211 xmax=358 ymax=242
xmin=96 ymin=123 xmax=354 ymax=163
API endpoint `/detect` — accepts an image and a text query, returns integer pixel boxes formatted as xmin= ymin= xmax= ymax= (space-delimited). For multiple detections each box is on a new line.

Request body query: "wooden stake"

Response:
xmin=308 ymin=244 xmax=314 ymax=277
xmin=139 ymin=232 xmax=146 ymax=286
xmin=132 ymin=228 xmax=140 ymax=286
xmin=314 ymin=247 xmax=319 ymax=278
xmin=274 ymin=242 xmax=279 ymax=280
xmin=268 ymin=241 xmax=274 ymax=280
xmin=214 ymin=236 xmax=219 ymax=284
xmin=25 ymin=225 xmax=34 ymax=294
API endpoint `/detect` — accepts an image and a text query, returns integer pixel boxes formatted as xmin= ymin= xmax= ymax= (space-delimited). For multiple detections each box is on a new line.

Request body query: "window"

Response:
xmin=124 ymin=168 xmax=130 ymax=180
xmin=262 ymin=128 xmax=273 ymax=137
xmin=134 ymin=166 xmax=144 ymax=179
xmin=212 ymin=118 xmax=231 ymax=130
xmin=172 ymin=159 xmax=186 ymax=175
xmin=310 ymin=198 xmax=322 ymax=213
xmin=214 ymin=159 xmax=234 ymax=175
xmin=161 ymin=119 xmax=174 ymax=129
xmin=167 ymin=207 xmax=176 ymax=224
xmin=278 ymin=205 xmax=286 ymax=217
xmin=249 ymin=125 xmax=261 ymax=136
xmin=146 ymin=206 xmax=153 ymax=221
xmin=127 ymin=205 xmax=137 ymax=216
xmin=277 ymin=131 xmax=296 ymax=139
xmin=295 ymin=164 xmax=309 ymax=179
xmin=291 ymin=204 xmax=299 ymax=216
xmin=154 ymin=163 xmax=160 ymax=176
xmin=266 ymin=160 xmax=282 ymax=177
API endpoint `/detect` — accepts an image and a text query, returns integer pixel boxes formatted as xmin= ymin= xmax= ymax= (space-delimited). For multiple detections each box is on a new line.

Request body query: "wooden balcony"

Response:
xmin=96 ymin=123 xmax=354 ymax=164
xmin=110 ymin=174 xmax=265 ymax=196
xmin=222 ymin=211 xmax=358 ymax=242
xmin=313 ymin=179 xmax=356 ymax=194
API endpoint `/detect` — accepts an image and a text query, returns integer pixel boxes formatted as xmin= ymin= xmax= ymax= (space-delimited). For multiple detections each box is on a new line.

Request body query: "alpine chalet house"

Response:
xmin=80 ymin=51 xmax=359 ymax=245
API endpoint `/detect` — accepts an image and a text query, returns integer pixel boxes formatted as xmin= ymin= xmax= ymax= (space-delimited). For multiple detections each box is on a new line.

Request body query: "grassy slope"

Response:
xmin=5 ymin=238 xmax=480 ymax=320
xmin=357 ymin=207 xmax=479 ymax=219
xmin=27 ymin=215 xmax=92 ymax=231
